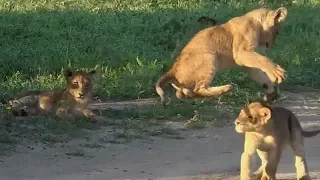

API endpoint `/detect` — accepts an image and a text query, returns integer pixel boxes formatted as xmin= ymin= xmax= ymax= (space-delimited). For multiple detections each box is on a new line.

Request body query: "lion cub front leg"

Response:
xmin=54 ymin=100 xmax=75 ymax=120
xmin=56 ymin=107 xmax=75 ymax=120
xmin=241 ymin=139 xmax=258 ymax=180
xmin=80 ymin=108 xmax=106 ymax=123
xmin=252 ymin=150 xmax=268 ymax=180
xmin=241 ymin=150 xmax=256 ymax=180
xmin=261 ymin=150 xmax=282 ymax=180
xmin=234 ymin=46 xmax=286 ymax=85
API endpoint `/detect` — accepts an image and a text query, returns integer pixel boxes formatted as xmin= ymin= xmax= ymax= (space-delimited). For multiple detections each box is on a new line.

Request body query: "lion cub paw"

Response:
xmin=268 ymin=64 xmax=286 ymax=84
xmin=261 ymin=175 xmax=275 ymax=180
xmin=222 ymin=84 xmax=233 ymax=93
xmin=225 ymin=84 xmax=233 ymax=90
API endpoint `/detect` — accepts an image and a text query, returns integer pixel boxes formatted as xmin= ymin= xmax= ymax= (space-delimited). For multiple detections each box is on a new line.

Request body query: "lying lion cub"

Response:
xmin=9 ymin=69 xmax=105 ymax=122
xmin=235 ymin=102 xmax=320 ymax=180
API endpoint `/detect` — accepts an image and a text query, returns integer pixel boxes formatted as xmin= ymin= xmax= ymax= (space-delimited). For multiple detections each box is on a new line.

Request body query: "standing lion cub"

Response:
xmin=235 ymin=102 xmax=320 ymax=180
xmin=156 ymin=7 xmax=288 ymax=106
xmin=9 ymin=69 xmax=105 ymax=122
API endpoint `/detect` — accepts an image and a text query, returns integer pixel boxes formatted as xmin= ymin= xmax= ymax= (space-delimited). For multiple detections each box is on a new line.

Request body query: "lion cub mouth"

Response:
xmin=235 ymin=125 xmax=245 ymax=133
xmin=75 ymin=95 xmax=87 ymax=101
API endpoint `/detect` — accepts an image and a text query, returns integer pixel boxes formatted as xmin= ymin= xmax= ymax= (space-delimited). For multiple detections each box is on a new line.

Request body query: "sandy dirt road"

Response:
xmin=0 ymin=91 xmax=320 ymax=180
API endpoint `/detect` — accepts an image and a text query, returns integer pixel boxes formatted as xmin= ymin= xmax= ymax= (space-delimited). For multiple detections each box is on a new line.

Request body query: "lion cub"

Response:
xmin=156 ymin=7 xmax=288 ymax=106
xmin=235 ymin=102 xmax=320 ymax=180
xmin=9 ymin=69 xmax=105 ymax=122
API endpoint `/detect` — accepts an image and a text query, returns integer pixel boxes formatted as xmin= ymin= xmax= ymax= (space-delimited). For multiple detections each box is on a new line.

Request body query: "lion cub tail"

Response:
xmin=289 ymin=112 xmax=320 ymax=138
xmin=302 ymin=130 xmax=320 ymax=138
xmin=155 ymin=71 xmax=174 ymax=106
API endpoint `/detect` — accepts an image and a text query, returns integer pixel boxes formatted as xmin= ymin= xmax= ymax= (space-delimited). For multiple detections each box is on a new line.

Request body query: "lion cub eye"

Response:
xmin=248 ymin=116 xmax=257 ymax=123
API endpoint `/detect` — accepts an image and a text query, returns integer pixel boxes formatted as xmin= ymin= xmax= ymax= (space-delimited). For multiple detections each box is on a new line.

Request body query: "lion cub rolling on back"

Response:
xmin=235 ymin=102 xmax=320 ymax=180
xmin=156 ymin=7 xmax=288 ymax=106
xmin=9 ymin=69 xmax=105 ymax=122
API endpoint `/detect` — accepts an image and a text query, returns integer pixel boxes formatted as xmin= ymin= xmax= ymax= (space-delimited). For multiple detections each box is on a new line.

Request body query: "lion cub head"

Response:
xmin=246 ymin=7 xmax=288 ymax=48
xmin=64 ymin=69 xmax=97 ymax=103
xmin=234 ymin=102 xmax=272 ymax=133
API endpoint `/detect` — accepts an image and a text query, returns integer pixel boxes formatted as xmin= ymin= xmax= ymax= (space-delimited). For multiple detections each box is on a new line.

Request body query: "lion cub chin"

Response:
xmin=9 ymin=69 xmax=105 ymax=123
xmin=235 ymin=101 xmax=320 ymax=180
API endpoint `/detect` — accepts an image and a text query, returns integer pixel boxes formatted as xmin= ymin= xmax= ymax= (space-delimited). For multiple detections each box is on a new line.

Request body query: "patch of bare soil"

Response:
xmin=0 ymin=91 xmax=320 ymax=180
xmin=90 ymin=98 xmax=157 ymax=110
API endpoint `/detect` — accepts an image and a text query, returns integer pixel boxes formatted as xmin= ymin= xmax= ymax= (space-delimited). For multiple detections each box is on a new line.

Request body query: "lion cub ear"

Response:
xmin=64 ymin=69 xmax=73 ymax=78
xmin=258 ymin=107 xmax=271 ymax=123
xmin=88 ymin=68 xmax=101 ymax=82
xmin=273 ymin=7 xmax=288 ymax=23
xmin=89 ymin=70 xmax=96 ymax=76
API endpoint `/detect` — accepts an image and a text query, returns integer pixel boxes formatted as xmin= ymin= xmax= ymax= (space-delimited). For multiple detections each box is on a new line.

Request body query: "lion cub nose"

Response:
xmin=235 ymin=119 xmax=240 ymax=125
xmin=79 ymin=93 xmax=84 ymax=97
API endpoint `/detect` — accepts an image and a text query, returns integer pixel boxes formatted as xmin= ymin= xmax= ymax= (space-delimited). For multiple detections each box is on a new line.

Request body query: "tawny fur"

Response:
xmin=155 ymin=7 xmax=288 ymax=106
xmin=9 ymin=69 xmax=105 ymax=122
xmin=235 ymin=102 xmax=319 ymax=180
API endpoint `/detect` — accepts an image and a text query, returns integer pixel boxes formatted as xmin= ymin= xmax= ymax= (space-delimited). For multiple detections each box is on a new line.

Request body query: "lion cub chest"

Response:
xmin=257 ymin=135 xmax=277 ymax=151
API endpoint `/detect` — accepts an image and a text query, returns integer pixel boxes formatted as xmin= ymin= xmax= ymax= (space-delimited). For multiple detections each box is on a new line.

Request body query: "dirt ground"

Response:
xmin=1 ymin=91 xmax=320 ymax=180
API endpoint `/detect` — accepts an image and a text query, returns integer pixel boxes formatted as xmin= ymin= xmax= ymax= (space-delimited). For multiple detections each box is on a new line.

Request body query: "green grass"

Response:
xmin=0 ymin=0 xmax=319 ymax=148
xmin=0 ymin=0 xmax=319 ymax=101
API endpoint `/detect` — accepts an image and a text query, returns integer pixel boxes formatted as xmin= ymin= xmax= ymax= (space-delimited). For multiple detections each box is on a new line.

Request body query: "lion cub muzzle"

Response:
xmin=235 ymin=119 xmax=246 ymax=133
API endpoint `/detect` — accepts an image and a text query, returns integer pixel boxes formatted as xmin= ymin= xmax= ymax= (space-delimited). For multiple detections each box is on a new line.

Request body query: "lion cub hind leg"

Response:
xmin=172 ymin=82 xmax=232 ymax=99
xmin=290 ymin=129 xmax=311 ymax=180
xmin=252 ymin=150 xmax=268 ymax=180
xmin=171 ymin=83 xmax=197 ymax=99
xmin=194 ymin=81 xmax=233 ymax=98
